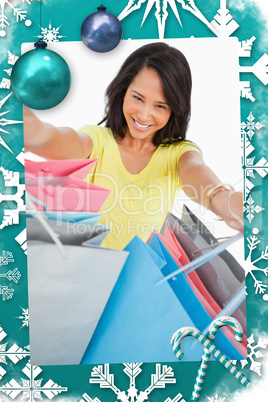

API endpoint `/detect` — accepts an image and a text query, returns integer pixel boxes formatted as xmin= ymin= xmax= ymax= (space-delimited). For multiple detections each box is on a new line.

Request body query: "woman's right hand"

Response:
xmin=23 ymin=106 xmax=93 ymax=159
xmin=23 ymin=106 xmax=46 ymax=152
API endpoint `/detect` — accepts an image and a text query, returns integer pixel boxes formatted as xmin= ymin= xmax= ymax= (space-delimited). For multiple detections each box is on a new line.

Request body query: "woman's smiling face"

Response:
xmin=122 ymin=67 xmax=172 ymax=142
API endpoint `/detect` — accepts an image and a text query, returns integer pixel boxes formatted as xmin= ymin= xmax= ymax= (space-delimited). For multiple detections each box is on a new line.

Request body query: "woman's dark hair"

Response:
xmin=100 ymin=42 xmax=192 ymax=146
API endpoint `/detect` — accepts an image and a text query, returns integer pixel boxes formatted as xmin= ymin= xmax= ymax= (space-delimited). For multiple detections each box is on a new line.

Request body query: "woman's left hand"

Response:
xmin=178 ymin=152 xmax=244 ymax=232
xmin=210 ymin=190 xmax=244 ymax=232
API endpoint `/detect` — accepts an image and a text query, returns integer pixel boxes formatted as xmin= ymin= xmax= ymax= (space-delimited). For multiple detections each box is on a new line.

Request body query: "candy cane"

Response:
xmin=191 ymin=317 xmax=244 ymax=400
xmin=171 ymin=326 xmax=250 ymax=391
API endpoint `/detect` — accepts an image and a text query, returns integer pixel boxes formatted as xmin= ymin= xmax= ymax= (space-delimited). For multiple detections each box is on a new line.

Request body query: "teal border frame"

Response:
xmin=0 ymin=1 xmax=267 ymax=400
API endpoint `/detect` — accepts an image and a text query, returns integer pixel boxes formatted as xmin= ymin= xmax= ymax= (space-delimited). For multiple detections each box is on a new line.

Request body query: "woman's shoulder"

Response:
xmin=160 ymin=139 xmax=202 ymax=154
xmin=156 ymin=140 xmax=202 ymax=167
xmin=78 ymin=124 xmax=112 ymax=137
xmin=78 ymin=125 xmax=114 ymax=145
xmin=78 ymin=125 xmax=115 ymax=158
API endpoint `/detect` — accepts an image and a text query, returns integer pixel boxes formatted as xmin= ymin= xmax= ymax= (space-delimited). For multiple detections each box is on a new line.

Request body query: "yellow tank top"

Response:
xmin=80 ymin=125 xmax=201 ymax=250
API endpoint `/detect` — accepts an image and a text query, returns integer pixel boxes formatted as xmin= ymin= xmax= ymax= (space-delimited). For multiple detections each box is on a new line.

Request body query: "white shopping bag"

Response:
xmin=27 ymin=219 xmax=128 ymax=366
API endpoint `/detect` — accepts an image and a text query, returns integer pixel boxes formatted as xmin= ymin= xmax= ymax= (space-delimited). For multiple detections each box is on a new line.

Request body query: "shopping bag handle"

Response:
xmin=156 ymin=233 xmax=243 ymax=285
xmin=202 ymin=285 xmax=246 ymax=336
xmin=26 ymin=190 xmax=49 ymax=212
xmin=25 ymin=172 xmax=54 ymax=196
xmin=26 ymin=194 xmax=66 ymax=258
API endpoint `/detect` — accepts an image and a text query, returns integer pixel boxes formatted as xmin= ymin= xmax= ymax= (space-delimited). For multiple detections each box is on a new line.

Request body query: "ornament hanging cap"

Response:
xmin=34 ymin=40 xmax=47 ymax=49
xmin=97 ymin=5 xmax=107 ymax=12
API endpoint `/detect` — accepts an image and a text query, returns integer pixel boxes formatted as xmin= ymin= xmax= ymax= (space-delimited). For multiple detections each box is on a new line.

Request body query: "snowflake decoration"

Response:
xmin=209 ymin=0 xmax=239 ymax=37
xmin=117 ymin=0 xmax=242 ymax=39
xmin=16 ymin=149 xmax=25 ymax=165
xmin=0 ymin=324 xmax=29 ymax=381
xmin=243 ymin=195 xmax=264 ymax=223
xmin=244 ymin=228 xmax=268 ymax=298
xmin=0 ymin=93 xmax=23 ymax=154
xmin=242 ymin=112 xmax=265 ymax=140
xmin=37 ymin=22 xmax=64 ymax=42
xmin=118 ymin=0 xmax=223 ymax=39
xmin=0 ymin=267 xmax=21 ymax=301
xmin=206 ymin=391 xmax=226 ymax=402
xmin=0 ymin=167 xmax=25 ymax=230
xmin=80 ymin=363 xmax=186 ymax=402
xmin=239 ymin=36 xmax=257 ymax=101
xmin=0 ymin=0 xmax=33 ymax=38
xmin=240 ymin=81 xmax=255 ymax=102
xmin=240 ymin=51 xmax=268 ymax=86
xmin=0 ymin=77 xmax=10 ymax=90
xmin=0 ymin=51 xmax=25 ymax=160
xmin=241 ymin=112 xmax=267 ymax=199
xmin=233 ymin=334 xmax=268 ymax=376
xmin=118 ymin=1 xmax=265 ymax=98
xmin=14 ymin=227 xmax=27 ymax=254
xmin=16 ymin=306 xmax=29 ymax=329
xmin=239 ymin=36 xmax=256 ymax=58
xmin=0 ymin=284 xmax=14 ymax=300
xmin=0 ymin=268 xmax=21 ymax=283
xmin=239 ymin=36 xmax=268 ymax=101
xmin=7 ymin=50 xmax=19 ymax=65
xmin=0 ymin=251 xmax=17 ymax=301
xmin=0 ymin=362 xmax=68 ymax=401
xmin=0 ymin=250 xmax=14 ymax=266
xmin=0 ymin=50 xmax=19 ymax=89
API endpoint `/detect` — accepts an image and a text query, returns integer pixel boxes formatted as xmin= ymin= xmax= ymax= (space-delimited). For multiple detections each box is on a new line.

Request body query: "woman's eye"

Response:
xmin=134 ymin=96 xmax=142 ymax=102
xmin=156 ymin=104 xmax=166 ymax=110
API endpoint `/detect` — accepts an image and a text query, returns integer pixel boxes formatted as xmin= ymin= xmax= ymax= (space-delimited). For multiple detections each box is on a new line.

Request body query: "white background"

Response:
xmin=23 ymin=38 xmax=243 ymax=261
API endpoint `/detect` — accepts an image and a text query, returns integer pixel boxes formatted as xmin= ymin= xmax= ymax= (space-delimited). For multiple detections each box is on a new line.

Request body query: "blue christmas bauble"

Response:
xmin=11 ymin=41 xmax=71 ymax=110
xmin=81 ymin=5 xmax=122 ymax=53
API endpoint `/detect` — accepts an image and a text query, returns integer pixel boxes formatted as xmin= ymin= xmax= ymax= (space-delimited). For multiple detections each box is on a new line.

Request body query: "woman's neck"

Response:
xmin=115 ymin=129 xmax=157 ymax=153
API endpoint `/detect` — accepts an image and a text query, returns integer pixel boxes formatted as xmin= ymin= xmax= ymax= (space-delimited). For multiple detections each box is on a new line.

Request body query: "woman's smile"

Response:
xmin=131 ymin=117 xmax=152 ymax=131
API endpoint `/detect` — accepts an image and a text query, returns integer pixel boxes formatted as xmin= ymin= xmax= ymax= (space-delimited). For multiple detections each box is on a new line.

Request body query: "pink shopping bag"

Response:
xmin=25 ymin=159 xmax=110 ymax=212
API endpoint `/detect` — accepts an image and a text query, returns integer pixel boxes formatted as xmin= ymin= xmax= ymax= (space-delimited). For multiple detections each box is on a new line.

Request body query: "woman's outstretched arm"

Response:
xmin=178 ymin=151 xmax=243 ymax=232
xmin=23 ymin=106 xmax=93 ymax=159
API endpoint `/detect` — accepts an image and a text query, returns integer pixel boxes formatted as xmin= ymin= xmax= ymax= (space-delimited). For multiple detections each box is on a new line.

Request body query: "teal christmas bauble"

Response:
xmin=11 ymin=41 xmax=71 ymax=110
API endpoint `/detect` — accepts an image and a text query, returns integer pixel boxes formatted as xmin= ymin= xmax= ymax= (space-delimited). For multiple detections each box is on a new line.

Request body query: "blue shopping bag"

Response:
xmin=81 ymin=236 xmax=206 ymax=364
xmin=148 ymin=234 xmax=245 ymax=360
xmin=81 ymin=235 xmax=244 ymax=364
xmin=43 ymin=210 xmax=102 ymax=225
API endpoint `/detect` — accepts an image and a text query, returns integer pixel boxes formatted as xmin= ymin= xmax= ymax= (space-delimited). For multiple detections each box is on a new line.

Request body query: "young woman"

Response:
xmin=24 ymin=42 xmax=243 ymax=249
